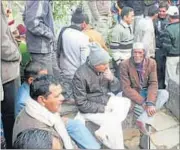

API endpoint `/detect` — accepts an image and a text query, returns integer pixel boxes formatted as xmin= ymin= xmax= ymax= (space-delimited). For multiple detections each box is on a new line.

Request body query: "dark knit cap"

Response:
xmin=71 ymin=7 xmax=85 ymax=24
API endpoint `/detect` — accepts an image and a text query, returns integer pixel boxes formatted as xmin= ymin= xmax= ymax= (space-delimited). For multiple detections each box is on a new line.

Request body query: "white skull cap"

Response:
xmin=133 ymin=42 xmax=144 ymax=50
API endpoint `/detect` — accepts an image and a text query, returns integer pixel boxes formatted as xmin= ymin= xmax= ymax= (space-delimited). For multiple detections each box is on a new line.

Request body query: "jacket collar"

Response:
xmin=69 ymin=24 xmax=82 ymax=31
xmin=86 ymin=60 xmax=102 ymax=76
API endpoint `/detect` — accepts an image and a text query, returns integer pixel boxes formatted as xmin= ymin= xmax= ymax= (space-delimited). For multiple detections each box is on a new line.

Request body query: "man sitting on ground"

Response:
xmin=120 ymin=42 xmax=169 ymax=134
xmin=15 ymin=61 xmax=48 ymax=117
xmin=73 ymin=43 xmax=131 ymax=149
xmin=13 ymin=74 xmax=100 ymax=149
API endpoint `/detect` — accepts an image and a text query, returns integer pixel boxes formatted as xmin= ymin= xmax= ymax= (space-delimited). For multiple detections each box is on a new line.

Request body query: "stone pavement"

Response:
xmin=149 ymin=109 xmax=179 ymax=149
xmin=122 ymin=108 xmax=180 ymax=149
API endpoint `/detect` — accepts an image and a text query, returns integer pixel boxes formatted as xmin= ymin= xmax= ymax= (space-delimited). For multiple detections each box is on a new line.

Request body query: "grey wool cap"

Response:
xmin=88 ymin=42 xmax=111 ymax=66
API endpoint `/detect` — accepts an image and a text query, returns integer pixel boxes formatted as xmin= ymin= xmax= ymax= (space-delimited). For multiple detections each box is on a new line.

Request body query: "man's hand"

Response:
xmin=145 ymin=106 xmax=156 ymax=117
xmin=103 ymin=67 xmax=114 ymax=81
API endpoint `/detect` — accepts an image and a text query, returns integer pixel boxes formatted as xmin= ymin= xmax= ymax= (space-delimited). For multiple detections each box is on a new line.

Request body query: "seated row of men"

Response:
xmin=13 ymin=42 xmax=169 ymax=149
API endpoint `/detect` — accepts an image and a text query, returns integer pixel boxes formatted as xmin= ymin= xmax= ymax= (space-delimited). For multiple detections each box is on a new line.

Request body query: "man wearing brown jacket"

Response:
xmin=120 ymin=42 xmax=169 ymax=134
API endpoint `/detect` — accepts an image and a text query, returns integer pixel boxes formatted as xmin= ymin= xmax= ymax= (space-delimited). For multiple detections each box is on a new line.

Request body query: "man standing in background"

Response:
xmin=154 ymin=2 xmax=169 ymax=89
xmin=1 ymin=3 xmax=21 ymax=148
xmin=82 ymin=0 xmax=112 ymax=41
xmin=161 ymin=6 xmax=180 ymax=87
xmin=23 ymin=0 xmax=55 ymax=75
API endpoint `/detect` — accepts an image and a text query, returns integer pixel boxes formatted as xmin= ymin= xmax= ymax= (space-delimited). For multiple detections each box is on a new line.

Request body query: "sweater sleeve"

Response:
xmin=25 ymin=1 xmax=54 ymax=39
xmin=80 ymin=37 xmax=90 ymax=65
xmin=147 ymin=59 xmax=158 ymax=103
xmin=161 ymin=29 xmax=172 ymax=55
xmin=110 ymin=25 xmax=122 ymax=61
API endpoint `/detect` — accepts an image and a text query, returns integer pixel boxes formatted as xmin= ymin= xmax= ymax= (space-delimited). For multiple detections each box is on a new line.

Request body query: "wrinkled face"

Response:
xmin=43 ymin=84 xmax=64 ymax=113
xmin=124 ymin=11 xmax=134 ymax=25
xmin=159 ymin=7 xmax=167 ymax=18
xmin=133 ymin=49 xmax=145 ymax=64
xmin=94 ymin=64 xmax=109 ymax=73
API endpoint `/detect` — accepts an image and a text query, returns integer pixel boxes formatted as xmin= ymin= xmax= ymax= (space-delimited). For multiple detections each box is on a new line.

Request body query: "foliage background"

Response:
xmin=2 ymin=0 xmax=83 ymax=37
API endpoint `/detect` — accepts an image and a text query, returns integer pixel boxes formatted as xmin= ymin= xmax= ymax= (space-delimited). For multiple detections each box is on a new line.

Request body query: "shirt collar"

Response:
xmin=120 ymin=20 xmax=129 ymax=28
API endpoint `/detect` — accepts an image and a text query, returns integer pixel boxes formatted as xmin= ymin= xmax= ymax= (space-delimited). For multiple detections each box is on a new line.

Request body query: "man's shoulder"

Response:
xmin=112 ymin=23 xmax=125 ymax=31
xmin=64 ymin=28 xmax=89 ymax=41
xmin=75 ymin=63 xmax=89 ymax=75
xmin=121 ymin=58 xmax=130 ymax=66
xmin=17 ymin=82 xmax=30 ymax=97
xmin=84 ymin=28 xmax=102 ymax=38
xmin=166 ymin=22 xmax=180 ymax=32
xmin=145 ymin=57 xmax=156 ymax=66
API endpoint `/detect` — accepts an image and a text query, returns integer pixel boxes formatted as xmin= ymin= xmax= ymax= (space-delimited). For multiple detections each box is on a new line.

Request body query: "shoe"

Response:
xmin=136 ymin=120 xmax=150 ymax=135
xmin=95 ymin=129 xmax=111 ymax=148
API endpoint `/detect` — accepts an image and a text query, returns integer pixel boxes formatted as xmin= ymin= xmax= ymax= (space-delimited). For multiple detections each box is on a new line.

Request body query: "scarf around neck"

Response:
xmin=25 ymin=98 xmax=74 ymax=149
xmin=133 ymin=58 xmax=145 ymax=88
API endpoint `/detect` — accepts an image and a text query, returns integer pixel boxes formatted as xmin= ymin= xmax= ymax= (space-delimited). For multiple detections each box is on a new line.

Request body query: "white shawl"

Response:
xmin=25 ymin=98 xmax=74 ymax=149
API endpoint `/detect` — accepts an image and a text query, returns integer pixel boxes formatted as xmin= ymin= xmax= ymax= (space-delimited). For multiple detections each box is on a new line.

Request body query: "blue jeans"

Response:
xmin=66 ymin=119 xmax=100 ymax=149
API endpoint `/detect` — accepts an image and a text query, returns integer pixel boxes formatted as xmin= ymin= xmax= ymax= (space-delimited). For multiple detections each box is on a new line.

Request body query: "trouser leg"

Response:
xmin=30 ymin=53 xmax=53 ymax=75
xmin=1 ymin=80 xmax=17 ymax=148
xmin=82 ymin=96 xmax=131 ymax=149
xmin=66 ymin=119 xmax=100 ymax=149
xmin=137 ymin=90 xmax=169 ymax=124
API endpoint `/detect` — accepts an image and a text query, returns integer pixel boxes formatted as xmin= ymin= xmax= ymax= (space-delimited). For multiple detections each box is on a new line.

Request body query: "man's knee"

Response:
xmin=120 ymin=97 xmax=131 ymax=109
xmin=111 ymin=96 xmax=131 ymax=109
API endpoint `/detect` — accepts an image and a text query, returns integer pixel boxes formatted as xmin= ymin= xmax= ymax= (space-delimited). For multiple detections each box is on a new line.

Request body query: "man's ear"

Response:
xmin=123 ymin=15 xmax=127 ymax=21
xmin=28 ymin=77 xmax=34 ymax=84
xmin=37 ymin=96 xmax=46 ymax=106
xmin=81 ymin=21 xmax=87 ymax=30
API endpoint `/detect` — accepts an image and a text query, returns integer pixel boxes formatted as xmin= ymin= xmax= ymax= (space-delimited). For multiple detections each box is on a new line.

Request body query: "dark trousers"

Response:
xmin=112 ymin=59 xmax=121 ymax=80
xmin=1 ymin=79 xmax=18 ymax=148
xmin=155 ymin=49 xmax=166 ymax=89
xmin=112 ymin=60 xmax=122 ymax=92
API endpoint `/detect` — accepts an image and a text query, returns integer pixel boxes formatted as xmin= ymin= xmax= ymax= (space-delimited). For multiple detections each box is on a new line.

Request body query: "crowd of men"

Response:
xmin=1 ymin=0 xmax=179 ymax=149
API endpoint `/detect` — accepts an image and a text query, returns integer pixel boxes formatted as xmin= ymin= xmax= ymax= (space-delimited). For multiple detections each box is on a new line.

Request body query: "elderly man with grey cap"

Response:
xmin=120 ymin=42 xmax=169 ymax=135
xmin=73 ymin=42 xmax=131 ymax=149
